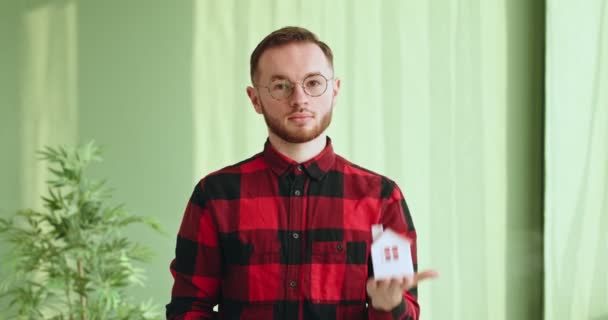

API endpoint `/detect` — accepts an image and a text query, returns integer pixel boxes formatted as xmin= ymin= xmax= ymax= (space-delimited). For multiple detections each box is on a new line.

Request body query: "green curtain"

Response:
xmin=1 ymin=0 xmax=603 ymax=319
xmin=545 ymin=1 xmax=608 ymax=319
xmin=192 ymin=1 xmax=544 ymax=319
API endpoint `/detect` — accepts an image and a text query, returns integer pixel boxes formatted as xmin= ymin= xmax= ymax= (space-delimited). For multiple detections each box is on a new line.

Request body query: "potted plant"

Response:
xmin=0 ymin=142 xmax=162 ymax=319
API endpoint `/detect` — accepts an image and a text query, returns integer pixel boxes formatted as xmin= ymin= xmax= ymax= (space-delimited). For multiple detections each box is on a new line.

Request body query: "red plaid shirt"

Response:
xmin=167 ymin=138 xmax=420 ymax=320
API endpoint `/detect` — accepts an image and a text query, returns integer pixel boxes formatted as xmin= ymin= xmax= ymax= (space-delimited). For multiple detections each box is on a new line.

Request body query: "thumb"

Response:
xmin=415 ymin=270 xmax=440 ymax=283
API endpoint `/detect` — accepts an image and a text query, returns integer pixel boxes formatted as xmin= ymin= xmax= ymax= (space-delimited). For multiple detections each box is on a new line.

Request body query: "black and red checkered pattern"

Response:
xmin=167 ymin=138 xmax=420 ymax=320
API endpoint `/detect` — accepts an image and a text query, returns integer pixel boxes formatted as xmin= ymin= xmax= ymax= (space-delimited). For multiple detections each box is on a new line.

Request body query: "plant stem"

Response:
xmin=65 ymin=274 xmax=75 ymax=320
xmin=61 ymin=255 xmax=75 ymax=320
xmin=77 ymin=260 xmax=87 ymax=320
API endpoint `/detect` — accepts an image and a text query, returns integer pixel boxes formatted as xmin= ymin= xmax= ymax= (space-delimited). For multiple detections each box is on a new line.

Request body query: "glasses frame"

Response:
xmin=255 ymin=74 xmax=335 ymax=101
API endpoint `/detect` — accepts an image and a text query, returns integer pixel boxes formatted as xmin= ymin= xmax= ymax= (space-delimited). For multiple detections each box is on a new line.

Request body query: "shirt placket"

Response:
xmin=285 ymin=164 xmax=307 ymax=301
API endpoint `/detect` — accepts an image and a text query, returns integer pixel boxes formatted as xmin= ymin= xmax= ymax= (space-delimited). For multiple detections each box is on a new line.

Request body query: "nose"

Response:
xmin=289 ymin=83 xmax=309 ymax=108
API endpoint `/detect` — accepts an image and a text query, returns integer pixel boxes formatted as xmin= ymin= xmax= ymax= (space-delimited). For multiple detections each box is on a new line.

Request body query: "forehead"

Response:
xmin=257 ymin=42 xmax=332 ymax=82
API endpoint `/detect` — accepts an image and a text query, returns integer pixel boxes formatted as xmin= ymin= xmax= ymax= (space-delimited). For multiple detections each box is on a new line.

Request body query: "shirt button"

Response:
xmin=337 ymin=244 xmax=343 ymax=251
xmin=292 ymin=232 xmax=300 ymax=239
xmin=289 ymin=280 xmax=297 ymax=287
xmin=294 ymin=190 xmax=301 ymax=196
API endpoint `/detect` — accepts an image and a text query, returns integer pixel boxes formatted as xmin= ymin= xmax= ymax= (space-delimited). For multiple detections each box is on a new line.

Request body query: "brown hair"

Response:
xmin=250 ymin=26 xmax=334 ymax=82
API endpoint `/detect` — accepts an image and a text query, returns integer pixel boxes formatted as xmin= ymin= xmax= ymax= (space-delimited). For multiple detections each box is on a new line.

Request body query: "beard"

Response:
xmin=260 ymin=101 xmax=333 ymax=144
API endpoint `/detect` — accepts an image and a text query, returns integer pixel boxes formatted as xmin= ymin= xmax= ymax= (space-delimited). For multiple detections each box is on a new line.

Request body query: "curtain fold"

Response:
xmin=19 ymin=0 xmax=78 ymax=210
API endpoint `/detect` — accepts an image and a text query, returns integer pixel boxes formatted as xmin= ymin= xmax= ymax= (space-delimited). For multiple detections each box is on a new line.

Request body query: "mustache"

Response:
xmin=288 ymin=108 xmax=315 ymax=116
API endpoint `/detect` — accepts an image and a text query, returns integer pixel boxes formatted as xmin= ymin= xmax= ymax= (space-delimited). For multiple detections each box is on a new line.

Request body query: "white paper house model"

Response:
xmin=370 ymin=227 xmax=414 ymax=280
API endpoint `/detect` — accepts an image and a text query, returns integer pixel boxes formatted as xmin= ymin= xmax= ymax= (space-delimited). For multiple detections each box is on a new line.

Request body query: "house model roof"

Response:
xmin=372 ymin=228 xmax=410 ymax=246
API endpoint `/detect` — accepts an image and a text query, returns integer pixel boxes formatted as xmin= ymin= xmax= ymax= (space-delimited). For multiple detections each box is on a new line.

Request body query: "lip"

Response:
xmin=287 ymin=113 xmax=314 ymax=120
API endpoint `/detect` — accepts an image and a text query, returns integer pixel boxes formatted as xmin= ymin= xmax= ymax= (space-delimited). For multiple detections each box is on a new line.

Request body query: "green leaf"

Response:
xmin=0 ymin=217 xmax=11 ymax=232
xmin=0 ymin=141 xmax=163 ymax=316
xmin=142 ymin=217 xmax=166 ymax=235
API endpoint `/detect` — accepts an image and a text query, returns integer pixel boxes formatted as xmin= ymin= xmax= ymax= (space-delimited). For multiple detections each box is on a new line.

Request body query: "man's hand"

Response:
xmin=366 ymin=270 xmax=439 ymax=311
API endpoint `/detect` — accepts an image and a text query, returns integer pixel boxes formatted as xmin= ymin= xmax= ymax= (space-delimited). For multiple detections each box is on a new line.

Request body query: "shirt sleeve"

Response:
xmin=367 ymin=181 xmax=420 ymax=320
xmin=166 ymin=180 xmax=222 ymax=320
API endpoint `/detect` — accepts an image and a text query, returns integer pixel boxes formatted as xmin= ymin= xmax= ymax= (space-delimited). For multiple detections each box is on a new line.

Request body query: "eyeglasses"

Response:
xmin=256 ymin=74 xmax=334 ymax=100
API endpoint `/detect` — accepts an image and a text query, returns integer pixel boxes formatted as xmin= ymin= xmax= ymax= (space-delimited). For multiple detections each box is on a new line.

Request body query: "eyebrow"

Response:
xmin=269 ymin=72 xmax=323 ymax=82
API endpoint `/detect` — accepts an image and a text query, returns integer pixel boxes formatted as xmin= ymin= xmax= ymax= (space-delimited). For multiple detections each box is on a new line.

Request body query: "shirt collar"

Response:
xmin=263 ymin=136 xmax=336 ymax=180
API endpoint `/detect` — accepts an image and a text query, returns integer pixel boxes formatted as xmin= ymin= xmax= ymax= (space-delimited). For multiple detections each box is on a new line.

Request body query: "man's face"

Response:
xmin=246 ymin=42 xmax=340 ymax=144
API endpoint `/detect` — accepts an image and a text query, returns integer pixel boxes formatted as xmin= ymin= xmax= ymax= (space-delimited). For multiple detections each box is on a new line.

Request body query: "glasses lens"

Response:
xmin=269 ymin=80 xmax=293 ymax=100
xmin=303 ymin=75 xmax=328 ymax=97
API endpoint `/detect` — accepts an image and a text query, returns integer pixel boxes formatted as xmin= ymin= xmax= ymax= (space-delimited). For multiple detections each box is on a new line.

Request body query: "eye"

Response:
xmin=271 ymin=82 xmax=290 ymax=91
xmin=305 ymin=80 xmax=321 ymax=88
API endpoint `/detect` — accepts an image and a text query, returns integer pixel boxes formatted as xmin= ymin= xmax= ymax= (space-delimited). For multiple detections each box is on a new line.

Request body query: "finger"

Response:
xmin=399 ymin=270 xmax=439 ymax=291
xmin=399 ymin=276 xmax=415 ymax=291
xmin=385 ymin=278 xmax=396 ymax=292
xmin=366 ymin=278 xmax=378 ymax=293
xmin=415 ymin=270 xmax=440 ymax=283
xmin=376 ymin=279 xmax=390 ymax=291
xmin=388 ymin=278 xmax=403 ymax=292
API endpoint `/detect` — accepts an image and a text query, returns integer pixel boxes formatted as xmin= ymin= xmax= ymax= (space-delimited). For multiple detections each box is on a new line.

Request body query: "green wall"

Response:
xmin=0 ymin=0 xmax=22 ymax=220
xmin=0 ymin=0 xmax=22 ymax=312
xmin=76 ymin=0 xmax=195 ymax=305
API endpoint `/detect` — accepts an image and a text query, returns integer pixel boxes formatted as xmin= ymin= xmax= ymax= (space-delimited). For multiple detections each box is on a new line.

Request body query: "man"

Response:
xmin=166 ymin=26 xmax=437 ymax=320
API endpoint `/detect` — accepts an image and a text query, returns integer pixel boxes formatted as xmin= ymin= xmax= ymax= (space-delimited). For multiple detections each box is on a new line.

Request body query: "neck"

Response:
xmin=268 ymin=133 xmax=327 ymax=163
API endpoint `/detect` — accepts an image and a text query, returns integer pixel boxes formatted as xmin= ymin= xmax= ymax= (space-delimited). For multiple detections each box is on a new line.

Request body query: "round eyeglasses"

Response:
xmin=256 ymin=74 xmax=334 ymax=100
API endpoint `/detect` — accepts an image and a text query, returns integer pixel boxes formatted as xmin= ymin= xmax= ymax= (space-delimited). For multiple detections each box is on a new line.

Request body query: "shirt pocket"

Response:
xmin=311 ymin=240 xmax=347 ymax=264
xmin=249 ymin=238 xmax=281 ymax=264
xmin=220 ymin=232 xmax=281 ymax=266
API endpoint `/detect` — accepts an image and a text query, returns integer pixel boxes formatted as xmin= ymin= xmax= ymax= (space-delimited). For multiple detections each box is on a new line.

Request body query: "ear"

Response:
xmin=246 ymin=86 xmax=263 ymax=114
xmin=331 ymin=78 xmax=341 ymax=107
